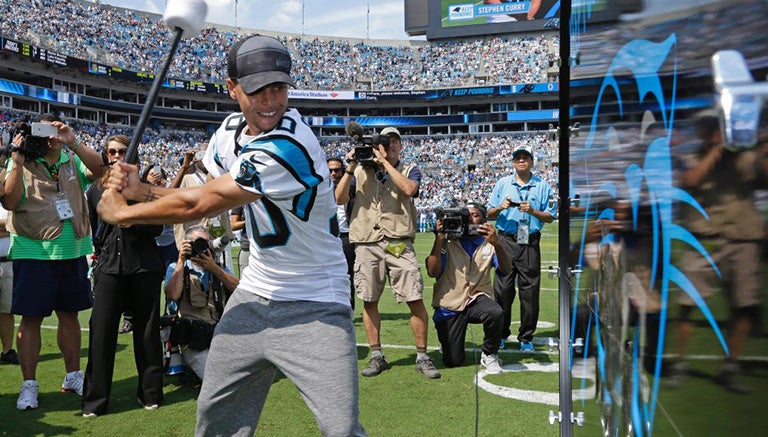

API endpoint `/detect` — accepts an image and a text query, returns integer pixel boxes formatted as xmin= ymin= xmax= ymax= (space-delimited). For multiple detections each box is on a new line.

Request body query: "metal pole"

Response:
xmin=557 ymin=1 xmax=573 ymax=436
xmin=125 ymin=27 xmax=184 ymax=165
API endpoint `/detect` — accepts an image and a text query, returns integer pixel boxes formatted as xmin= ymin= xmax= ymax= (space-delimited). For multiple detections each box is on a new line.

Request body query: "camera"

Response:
xmin=353 ymin=133 xmax=389 ymax=162
xmin=467 ymin=224 xmax=482 ymax=237
xmin=0 ymin=122 xmax=50 ymax=160
xmin=345 ymin=121 xmax=390 ymax=163
xmin=187 ymin=235 xmax=229 ymax=259
xmin=188 ymin=237 xmax=211 ymax=258
xmin=435 ymin=207 xmax=469 ymax=237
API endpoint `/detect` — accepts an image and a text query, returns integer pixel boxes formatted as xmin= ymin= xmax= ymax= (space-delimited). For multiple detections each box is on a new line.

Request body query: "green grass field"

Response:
xmin=0 ymin=224 xmax=566 ymax=436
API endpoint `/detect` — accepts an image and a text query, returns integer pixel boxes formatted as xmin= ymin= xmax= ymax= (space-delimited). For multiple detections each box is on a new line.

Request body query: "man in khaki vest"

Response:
xmin=336 ymin=127 xmax=440 ymax=379
xmin=3 ymin=114 xmax=106 ymax=410
xmin=669 ymin=111 xmax=768 ymax=394
xmin=426 ymin=203 xmax=510 ymax=374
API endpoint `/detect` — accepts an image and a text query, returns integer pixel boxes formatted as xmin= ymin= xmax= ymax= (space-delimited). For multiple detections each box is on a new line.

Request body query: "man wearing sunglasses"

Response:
xmin=328 ymin=157 xmax=356 ymax=309
xmin=3 ymin=113 xmax=106 ymax=410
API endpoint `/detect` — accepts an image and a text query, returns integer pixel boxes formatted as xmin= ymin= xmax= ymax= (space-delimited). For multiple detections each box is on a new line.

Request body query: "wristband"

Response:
xmin=345 ymin=170 xmax=354 ymax=175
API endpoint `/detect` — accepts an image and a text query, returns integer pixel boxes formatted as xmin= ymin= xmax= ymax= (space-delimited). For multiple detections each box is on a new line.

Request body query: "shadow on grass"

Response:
xmin=37 ymin=344 xmax=128 ymax=364
xmin=352 ymin=311 xmax=414 ymax=325
xmin=0 ymin=388 xmax=81 ymax=435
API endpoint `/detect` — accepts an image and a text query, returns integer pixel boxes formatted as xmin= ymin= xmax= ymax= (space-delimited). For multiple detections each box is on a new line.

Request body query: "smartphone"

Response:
xmin=31 ymin=122 xmax=58 ymax=138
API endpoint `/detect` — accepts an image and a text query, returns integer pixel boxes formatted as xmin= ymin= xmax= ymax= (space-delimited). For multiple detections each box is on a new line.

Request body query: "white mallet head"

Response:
xmin=163 ymin=0 xmax=208 ymax=38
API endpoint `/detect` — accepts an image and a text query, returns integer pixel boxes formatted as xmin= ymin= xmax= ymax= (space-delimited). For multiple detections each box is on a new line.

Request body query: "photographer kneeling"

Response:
xmin=426 ymin=203 xmax=511 ymax=374
xmin=164 ymin=226 xmax=238 ymax=380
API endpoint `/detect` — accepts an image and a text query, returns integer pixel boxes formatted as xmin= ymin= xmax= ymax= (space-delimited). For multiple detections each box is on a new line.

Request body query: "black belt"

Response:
xmin=498 ymin=230 xmax=541 ymax=243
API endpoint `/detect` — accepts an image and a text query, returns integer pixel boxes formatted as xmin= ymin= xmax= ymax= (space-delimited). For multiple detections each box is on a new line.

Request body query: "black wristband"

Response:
xmin=345 ymin=170 xmax=354 ymax=175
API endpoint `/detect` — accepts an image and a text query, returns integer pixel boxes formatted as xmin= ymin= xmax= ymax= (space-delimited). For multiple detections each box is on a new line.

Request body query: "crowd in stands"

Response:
xmin=1 ymin=108 xmax=559 ymax=217
xmin=5 ymin=0 xmax=765 ymax=91
xmin=0 ymin=0 xmax=556 ymax=91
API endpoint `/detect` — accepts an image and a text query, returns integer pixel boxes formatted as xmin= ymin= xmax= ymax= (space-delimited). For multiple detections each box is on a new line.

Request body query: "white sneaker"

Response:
xmin=481 ymin=353 xmax=504 ymax=374
xmin=17 ymin=380 xmax=39 ymax=410
xmin=62 ymin=370 xmax=84 ymax=396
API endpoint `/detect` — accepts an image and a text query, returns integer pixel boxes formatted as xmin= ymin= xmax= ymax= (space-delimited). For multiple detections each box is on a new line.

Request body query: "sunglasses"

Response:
xmin=107 ymin=148 xmax=128 ymax=157
xmin=329 ymin=168 xmax=344 ymax=173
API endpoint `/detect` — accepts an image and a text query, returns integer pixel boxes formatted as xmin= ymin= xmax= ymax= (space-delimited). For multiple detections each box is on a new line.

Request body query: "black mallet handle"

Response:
xmin=125 ymin=26 xmax=184 ymax=165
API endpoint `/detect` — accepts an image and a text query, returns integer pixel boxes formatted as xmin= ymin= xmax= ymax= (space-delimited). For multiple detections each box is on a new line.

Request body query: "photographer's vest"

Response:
xmin=349 ymin=162 xmax=418 ymax=243
xmin=178 ymin=273 xmax=224 ymax=325
xmin=432 ymin=240 xmax=496 ymax=311
xmin=683 ymin=148 xmax=765 ymax=241
xmin=7 ymin=153 xmax=90 ymax=240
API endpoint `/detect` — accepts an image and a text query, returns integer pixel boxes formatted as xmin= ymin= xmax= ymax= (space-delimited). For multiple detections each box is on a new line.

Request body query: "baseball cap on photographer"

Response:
xmin=380 ymin=127 xmax=401 ymax=139
xmin=227 ymin=35 xmax=296 ymax=94
xmin=466 ymin=201 xmax=487 ymax=218
xmin=512 ymin=145 xmax=533 ymax=161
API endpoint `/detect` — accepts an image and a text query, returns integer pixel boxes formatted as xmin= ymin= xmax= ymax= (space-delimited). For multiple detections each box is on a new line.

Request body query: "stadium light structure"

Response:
xmin=124 ymin=0 xmax=208 ymax=164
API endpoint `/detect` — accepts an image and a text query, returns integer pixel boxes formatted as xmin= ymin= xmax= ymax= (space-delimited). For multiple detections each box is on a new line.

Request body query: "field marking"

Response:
xmin=477 ymin=358 xmax=596 ymax=405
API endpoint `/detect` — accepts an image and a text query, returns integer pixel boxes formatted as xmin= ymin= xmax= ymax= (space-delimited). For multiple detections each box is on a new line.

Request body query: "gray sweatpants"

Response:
xmin=195 ymin=289 xmax=366 ymax=437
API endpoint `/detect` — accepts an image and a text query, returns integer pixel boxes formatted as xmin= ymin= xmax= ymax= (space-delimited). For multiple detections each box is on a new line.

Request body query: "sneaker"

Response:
xmin=415 ymin=357 xmax=441 ymax=379
xmin=119 ymin=318 xmax=133 ymax=334
xmin=17 ymin=380 xmax=39 ymax=410
xmin=1 ymin=349 xmax=19 ymax=364
xmin=520 ymin=341 xmax=535 ymax=353
xmin=82 ymin=412 xmax=98 ymax=418
xmin=715 ymin=361 xmax=752 ymax=395
xmin=361 ymin=355 xmax=390 ymax=377
xmin=138 ymin=398 xmax=160 ymax=410
xmin=481 ymin=353 xmax=504 ymax=374
xmin=665 ymin=361 xmax=687 ymax=389
xmin=61 ymin=370 xmax=84 ymax=396
xmin=499 ymin=339 xmax=506 ymax=350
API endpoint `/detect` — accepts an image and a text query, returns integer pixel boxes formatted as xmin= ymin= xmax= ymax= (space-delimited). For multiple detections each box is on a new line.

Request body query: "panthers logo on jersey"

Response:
xmin=235 ymin=158 xmax=262 ymax=193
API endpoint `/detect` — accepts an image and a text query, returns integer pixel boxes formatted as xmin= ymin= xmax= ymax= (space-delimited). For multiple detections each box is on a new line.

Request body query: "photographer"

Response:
xmin=2 ymin=113 xmax=106 ymax=410
xmin=426 ymin=203 xmax=510 ymax=374
xmin=164 ymin=227 xmax=238 ymax=380
xmin=81 ymin=135 xmax=165 ymax=417
xmin=336 ymin=127 xmax=440 ymax=379
xmin=668 ymin=111 xmax=768 ymax=393
xmin=487 ymin=145 xmax=556 ymax=353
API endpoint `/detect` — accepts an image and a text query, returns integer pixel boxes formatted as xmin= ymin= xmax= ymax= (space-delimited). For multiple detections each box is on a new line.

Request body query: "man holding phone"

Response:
xmin=486 ymin=145 xmax=556 ymax=353
xmin=3 ymin=113 xmax=106 ymax=410
xmin=171 ymin=144 xmax=233 ymax=251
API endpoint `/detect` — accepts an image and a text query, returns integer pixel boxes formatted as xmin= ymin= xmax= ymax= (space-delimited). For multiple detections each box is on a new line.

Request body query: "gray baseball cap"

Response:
xmin=227 ymin=35 xmax=296 ymax=94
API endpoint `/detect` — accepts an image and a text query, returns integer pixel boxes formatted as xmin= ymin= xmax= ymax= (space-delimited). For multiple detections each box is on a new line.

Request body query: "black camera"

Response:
xmin=345 ymin=121 xmax=390 ymax=163
xmin=467 ymin=224 xmax=482 ymax=237
xmin=353 ymin=133 xmax=389 ymax=162
xmin=436 ymin=207 xmax=469 ymax=237
xmin=0 ymin=122 xmax=50 ymax=160
xmin=188 ymin=237 xmax=211 ymax=258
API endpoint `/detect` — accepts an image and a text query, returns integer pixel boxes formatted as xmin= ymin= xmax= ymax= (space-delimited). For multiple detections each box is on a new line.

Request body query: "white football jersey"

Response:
xmin=228 ymin=109 xmax=350 ymax=304
xmin=202 ymin=112 xmax=247 ymax=179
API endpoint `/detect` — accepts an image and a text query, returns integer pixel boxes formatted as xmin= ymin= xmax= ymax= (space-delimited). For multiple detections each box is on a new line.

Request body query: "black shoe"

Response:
xmin=119 ymin=319 xmax=133 ymax=334
xmin=716 ymin=362 xmax=752 ymax=395
xmin=361 ymin=355 xmax=390 ymax=377
xmin=1 ymin=349 xmax=19 ymax=365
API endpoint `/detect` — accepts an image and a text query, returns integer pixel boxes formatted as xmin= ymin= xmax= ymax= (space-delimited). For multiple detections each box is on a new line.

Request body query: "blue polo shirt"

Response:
xmin=487 ymin=172 xmax=556 ymax=234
